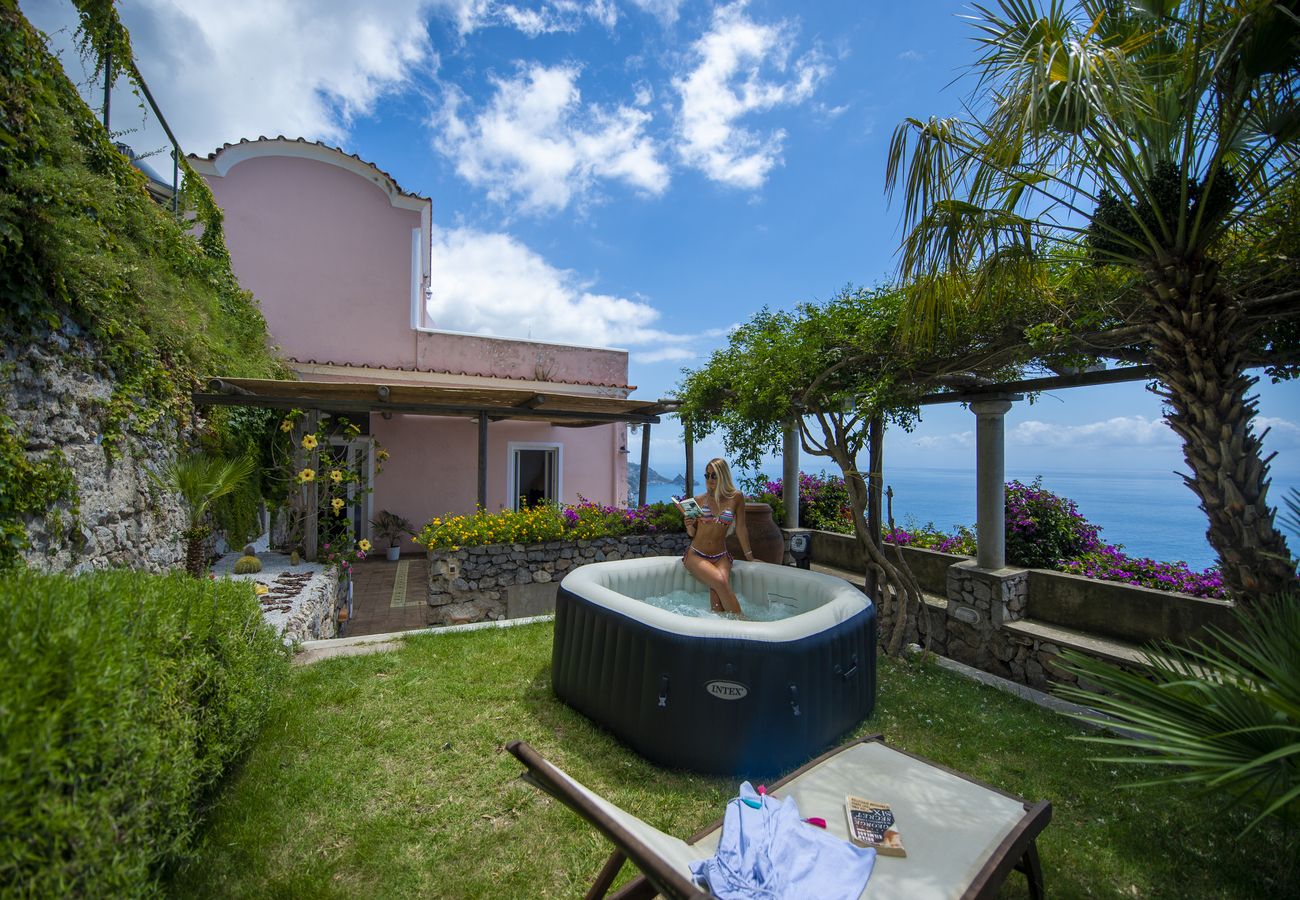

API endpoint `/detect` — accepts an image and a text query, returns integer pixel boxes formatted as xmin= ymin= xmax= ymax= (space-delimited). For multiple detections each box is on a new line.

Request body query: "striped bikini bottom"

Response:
xmin=684 ymin=546 xmax=733 ymax=564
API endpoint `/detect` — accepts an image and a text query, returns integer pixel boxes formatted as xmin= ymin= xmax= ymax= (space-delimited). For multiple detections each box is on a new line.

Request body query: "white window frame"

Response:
xmin=506 ymin=442 xmax=563 ymax=511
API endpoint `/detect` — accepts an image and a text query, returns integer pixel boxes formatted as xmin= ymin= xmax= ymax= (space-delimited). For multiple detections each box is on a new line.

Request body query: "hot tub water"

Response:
xmin=644 ymin=589 xmax=808 ymax=622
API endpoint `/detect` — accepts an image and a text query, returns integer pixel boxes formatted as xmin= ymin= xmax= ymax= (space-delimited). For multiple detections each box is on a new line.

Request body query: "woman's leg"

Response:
xmin=683 ymin=551 xmax=744 ymax=616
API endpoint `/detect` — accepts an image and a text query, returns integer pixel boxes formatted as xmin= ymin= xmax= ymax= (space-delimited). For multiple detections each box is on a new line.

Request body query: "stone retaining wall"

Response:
xmin=2 ymin=322 xmax=188 ymax=573
xmin=800 ymin=528 xmax=1235 ymax=691
xmin=426 ymin=532 xmax=694 ymax=626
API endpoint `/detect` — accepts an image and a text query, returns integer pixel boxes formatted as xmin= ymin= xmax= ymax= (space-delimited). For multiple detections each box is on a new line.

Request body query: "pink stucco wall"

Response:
xmin=203 ymin=155 xmax=422 ymax=368
xmin=369 ymin=414 xmax=627 ymax=535
xmin=198 ymin=142 xmax=636 ymax=520
xmin=415 ymin=331 xmax=629 ymax=389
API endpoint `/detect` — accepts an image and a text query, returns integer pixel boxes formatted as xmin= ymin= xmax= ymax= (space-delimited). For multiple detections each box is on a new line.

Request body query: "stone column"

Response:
xmin=970 ymin=396 xmax=1015 ymax=570
xmin=782 ymin=421 xmax=800 ymax=528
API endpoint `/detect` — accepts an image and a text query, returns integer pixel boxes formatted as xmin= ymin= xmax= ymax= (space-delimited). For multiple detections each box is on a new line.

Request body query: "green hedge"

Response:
xmin=0 ymin=571 xmax=290 ymax=896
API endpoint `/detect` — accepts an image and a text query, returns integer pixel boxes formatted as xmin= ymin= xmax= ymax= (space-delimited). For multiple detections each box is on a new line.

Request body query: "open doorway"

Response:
xmin=509 ymin=443 xmax=562 ymax=509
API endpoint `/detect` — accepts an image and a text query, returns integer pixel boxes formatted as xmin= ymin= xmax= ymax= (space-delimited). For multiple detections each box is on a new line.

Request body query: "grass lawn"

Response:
xmin=168 ymin=622 xmax=1292 ymax=898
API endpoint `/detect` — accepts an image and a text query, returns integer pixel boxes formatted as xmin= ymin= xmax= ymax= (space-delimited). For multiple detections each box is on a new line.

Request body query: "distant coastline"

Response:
xmin=631 ymin=465 xmax=1299 ymax=571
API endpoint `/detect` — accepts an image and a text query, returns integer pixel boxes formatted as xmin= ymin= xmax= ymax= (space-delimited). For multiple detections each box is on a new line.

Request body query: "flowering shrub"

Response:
xmin=1003 ymin=478 xmax=1103 ymax=569
xmin=1059 ymin=546 xmax=1227 ymax=598
xmin=746 ymin=471 xmax=852 ymax=532
xmin=417 ymin=500 xmax=684 ymax=551
xmin=884 ymin=479 xmax=1226 ymax=600
xmin=885 ymin=523 xmax=978 ymax=556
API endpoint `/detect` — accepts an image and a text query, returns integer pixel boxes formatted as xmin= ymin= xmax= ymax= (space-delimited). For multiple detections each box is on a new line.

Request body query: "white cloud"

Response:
xmin=69 ymin=0 xmax=438 ymax=156
xmin=914 ymin=431 xmax=975 ymax=450
xmin=433 ymin=0 xmax=617 ymax=36
xmin=672 ymin=0 xmax=828 ymax=188
xmin=426 ymin=227 xmax=699 ymax=353
xmin=627 ymin=0 xmax=686 ymax=25
xmin=1257 ymin=416 xmax=1300 ymax=448
xmin=898 ymin=49 xmax=923 ymax=62
xmin=632 ymin=346 xmax=697 ymax=364
xmin=1010 ymin=415 xmax=1181 ymax=448
xmin=432 ymin=63 xmax=669 ymax=212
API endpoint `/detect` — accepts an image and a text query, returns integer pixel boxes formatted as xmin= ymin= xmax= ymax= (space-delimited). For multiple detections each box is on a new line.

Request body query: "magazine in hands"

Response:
xmin=845 ymin=795 xmax=906 ymax=857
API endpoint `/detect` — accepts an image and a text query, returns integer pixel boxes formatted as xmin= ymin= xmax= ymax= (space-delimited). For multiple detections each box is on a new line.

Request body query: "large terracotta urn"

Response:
xmin=727 ymin=502 xmax=785 ymax=564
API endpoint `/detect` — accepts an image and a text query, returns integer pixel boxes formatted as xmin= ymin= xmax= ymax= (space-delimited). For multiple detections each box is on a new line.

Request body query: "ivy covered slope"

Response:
xmin=0 ymin=3 xmax=285 ymax=568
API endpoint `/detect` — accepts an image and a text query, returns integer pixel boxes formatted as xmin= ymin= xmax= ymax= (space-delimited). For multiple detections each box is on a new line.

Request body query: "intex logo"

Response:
xmin=705 ymin=680 xmax=749 ymax=700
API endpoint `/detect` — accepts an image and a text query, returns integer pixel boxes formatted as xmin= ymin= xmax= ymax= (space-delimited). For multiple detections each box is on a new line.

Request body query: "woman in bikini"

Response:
xmin=683 ymin=458 xmax=754 ymax=616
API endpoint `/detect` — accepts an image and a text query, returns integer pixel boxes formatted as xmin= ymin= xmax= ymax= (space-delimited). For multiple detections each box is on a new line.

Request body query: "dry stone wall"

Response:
xmin=2 ymin=324 xmax=188 ymax=573
xmin=427 ymin=532 xmax=693 ymax=626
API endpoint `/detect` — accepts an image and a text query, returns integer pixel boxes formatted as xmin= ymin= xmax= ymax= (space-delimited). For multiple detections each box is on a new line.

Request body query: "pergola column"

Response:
xmin=638 ymin=422 xmax=651 ymax=507
xmin=970 ymin=396 xmax=1015 ymax=570
xmin=683 ymin=421 xmax=695 ymax=498
xmin=782 ymin=421 xmax=800 ymax=528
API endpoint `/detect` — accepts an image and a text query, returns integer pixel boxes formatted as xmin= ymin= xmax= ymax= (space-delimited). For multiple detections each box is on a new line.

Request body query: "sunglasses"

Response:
xmin=704 ymin=470 xmax=717 ymax=479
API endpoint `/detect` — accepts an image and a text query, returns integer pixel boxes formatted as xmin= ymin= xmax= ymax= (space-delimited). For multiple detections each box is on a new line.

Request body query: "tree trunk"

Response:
xmin=184 ymin=529 xmax=207 ymax=578
xmin=1145 ymin=260 xmax=1294 ymax=601
xmin=831 ymin=447 xmax=930 ymax=656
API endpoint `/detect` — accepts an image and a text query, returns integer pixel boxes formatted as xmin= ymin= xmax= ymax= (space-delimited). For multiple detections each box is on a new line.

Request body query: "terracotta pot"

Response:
xmin=727 ymin=502 xmax=785 ymax=564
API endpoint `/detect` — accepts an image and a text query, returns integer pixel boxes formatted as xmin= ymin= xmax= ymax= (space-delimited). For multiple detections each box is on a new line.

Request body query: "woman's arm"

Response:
xmin=735 ymin=495 xmax=754 ymax=560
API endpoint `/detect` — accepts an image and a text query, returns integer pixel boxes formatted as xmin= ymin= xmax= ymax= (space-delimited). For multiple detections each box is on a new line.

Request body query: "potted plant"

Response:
xmin=370 ymin=510 xmax=414 ymax=561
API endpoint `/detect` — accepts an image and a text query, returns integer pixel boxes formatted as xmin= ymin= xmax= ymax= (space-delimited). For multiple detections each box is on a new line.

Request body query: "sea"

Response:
xmin=638 ymin=466 xmax=1300 ymax=572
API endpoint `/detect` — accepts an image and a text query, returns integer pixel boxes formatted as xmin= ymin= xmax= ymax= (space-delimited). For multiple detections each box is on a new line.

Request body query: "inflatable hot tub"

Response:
xmin=552 ymin=556 xmax=876 ymax=775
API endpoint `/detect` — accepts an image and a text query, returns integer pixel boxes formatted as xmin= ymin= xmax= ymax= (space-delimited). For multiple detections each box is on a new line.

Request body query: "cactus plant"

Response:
xmin=233 ymin=555 xmax=262 ymax=574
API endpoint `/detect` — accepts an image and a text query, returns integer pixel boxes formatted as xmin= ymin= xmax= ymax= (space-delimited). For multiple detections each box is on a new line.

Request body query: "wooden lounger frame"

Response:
xmin=508 ymin=734 xmax=1051 ymax=900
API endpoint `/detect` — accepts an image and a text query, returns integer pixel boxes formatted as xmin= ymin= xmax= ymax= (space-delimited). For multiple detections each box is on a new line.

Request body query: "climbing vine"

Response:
xmin=0 ymin=3 xmax=286 ymax=561
xmin=0 ymin=416 xmax=79 ymax=572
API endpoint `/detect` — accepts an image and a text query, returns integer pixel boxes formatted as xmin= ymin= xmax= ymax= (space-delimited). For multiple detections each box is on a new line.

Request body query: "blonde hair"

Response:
xmin=704 ymin=458 xmax=739 ymax=509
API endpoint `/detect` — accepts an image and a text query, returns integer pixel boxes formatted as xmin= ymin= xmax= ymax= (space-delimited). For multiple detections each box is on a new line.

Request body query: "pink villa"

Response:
xmin=189 ymin=138 xmax=666 ymax=554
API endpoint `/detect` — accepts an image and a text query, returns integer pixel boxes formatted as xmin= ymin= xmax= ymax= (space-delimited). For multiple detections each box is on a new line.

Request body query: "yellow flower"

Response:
xmin=301 ymin=434 xmax=319 ymax=451
xmin=330 ymin=469 xmax=343 ymax=483
xmin=298 ymin=468 xmax=316 ymax=483
xmin=331 ymin=498 xmax=345 ymax=515
xmin=279 ymin=418 xmax=294 ymax=433
xmin=358 ymin=539 xmax=372 ymax=553
xmin=376 ymin=448 xmax=390 ymax=462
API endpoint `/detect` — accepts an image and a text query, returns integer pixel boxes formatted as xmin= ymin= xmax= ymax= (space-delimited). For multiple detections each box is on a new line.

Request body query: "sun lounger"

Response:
xmin=507 ymin=734 xmax=1050 ymax=899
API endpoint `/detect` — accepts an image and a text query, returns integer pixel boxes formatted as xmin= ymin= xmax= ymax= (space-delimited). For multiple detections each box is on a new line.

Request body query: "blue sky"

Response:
xmin=25 ymin=0 xmax=1298 ymax=483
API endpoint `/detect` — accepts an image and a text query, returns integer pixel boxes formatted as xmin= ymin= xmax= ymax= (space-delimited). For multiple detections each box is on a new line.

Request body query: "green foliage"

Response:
xmin=0 ymin=569 xmax=290 ymax=896
xmin=370 ymin=510 xmax=415 ymax=546
xmin=676 ymin=283 xmax=1029 ymax=472
xmin=274 ymin=412 xmax=383 ymax=575
xmin=0 ymin=415 xmax=78 ymax=571
xmin=1003 ymin=477 xmax=1104 ymax=569
xmin=419 ymin=504 xmax=566 ymax=550
xmin=1087 ymin=160 xmax=1240 ymax=262
xmin=0 ymin=6 xmax=283 ymax=551
xmin=1055 ymin=594 xmax=1300 ymax=834
xmin=205 ymin=406 xmax=280 ymax=547
xmin=416 ymin=500 xmax=685 ymax=551
xmin=150 ymin=453 xmax=255 ymax=538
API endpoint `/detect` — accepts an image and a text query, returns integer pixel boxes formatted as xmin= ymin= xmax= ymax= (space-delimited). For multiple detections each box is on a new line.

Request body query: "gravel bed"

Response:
xmin=212 ymin=550 xmax=340 ymax=643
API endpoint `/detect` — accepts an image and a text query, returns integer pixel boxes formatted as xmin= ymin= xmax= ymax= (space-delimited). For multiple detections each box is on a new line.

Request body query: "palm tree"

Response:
xmin=885 ymin=0 xmax=1299 ymax=600
xmin=152 ymin=453 xmax=255 ymax=577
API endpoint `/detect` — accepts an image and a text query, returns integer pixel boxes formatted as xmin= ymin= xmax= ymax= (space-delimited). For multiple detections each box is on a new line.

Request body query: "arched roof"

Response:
xmin=188 ymin=136 xmax=429 ymax=212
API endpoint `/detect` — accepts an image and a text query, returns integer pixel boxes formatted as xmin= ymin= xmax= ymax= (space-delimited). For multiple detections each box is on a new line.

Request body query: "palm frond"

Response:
xmin=1055 ymin=593 xmax=1300 ymax=833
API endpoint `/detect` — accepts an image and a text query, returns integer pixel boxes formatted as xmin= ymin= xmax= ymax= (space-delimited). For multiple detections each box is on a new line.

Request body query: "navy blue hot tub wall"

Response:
xmin=552 ymin=586 xmax=876 ymax=776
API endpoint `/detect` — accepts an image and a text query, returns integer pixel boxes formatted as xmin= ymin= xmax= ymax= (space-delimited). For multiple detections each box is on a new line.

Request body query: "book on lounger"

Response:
xmin=845 ymin=796 xmax=906 ymax=857
xmin=673 ymin=496 xmax=703 ymax=519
